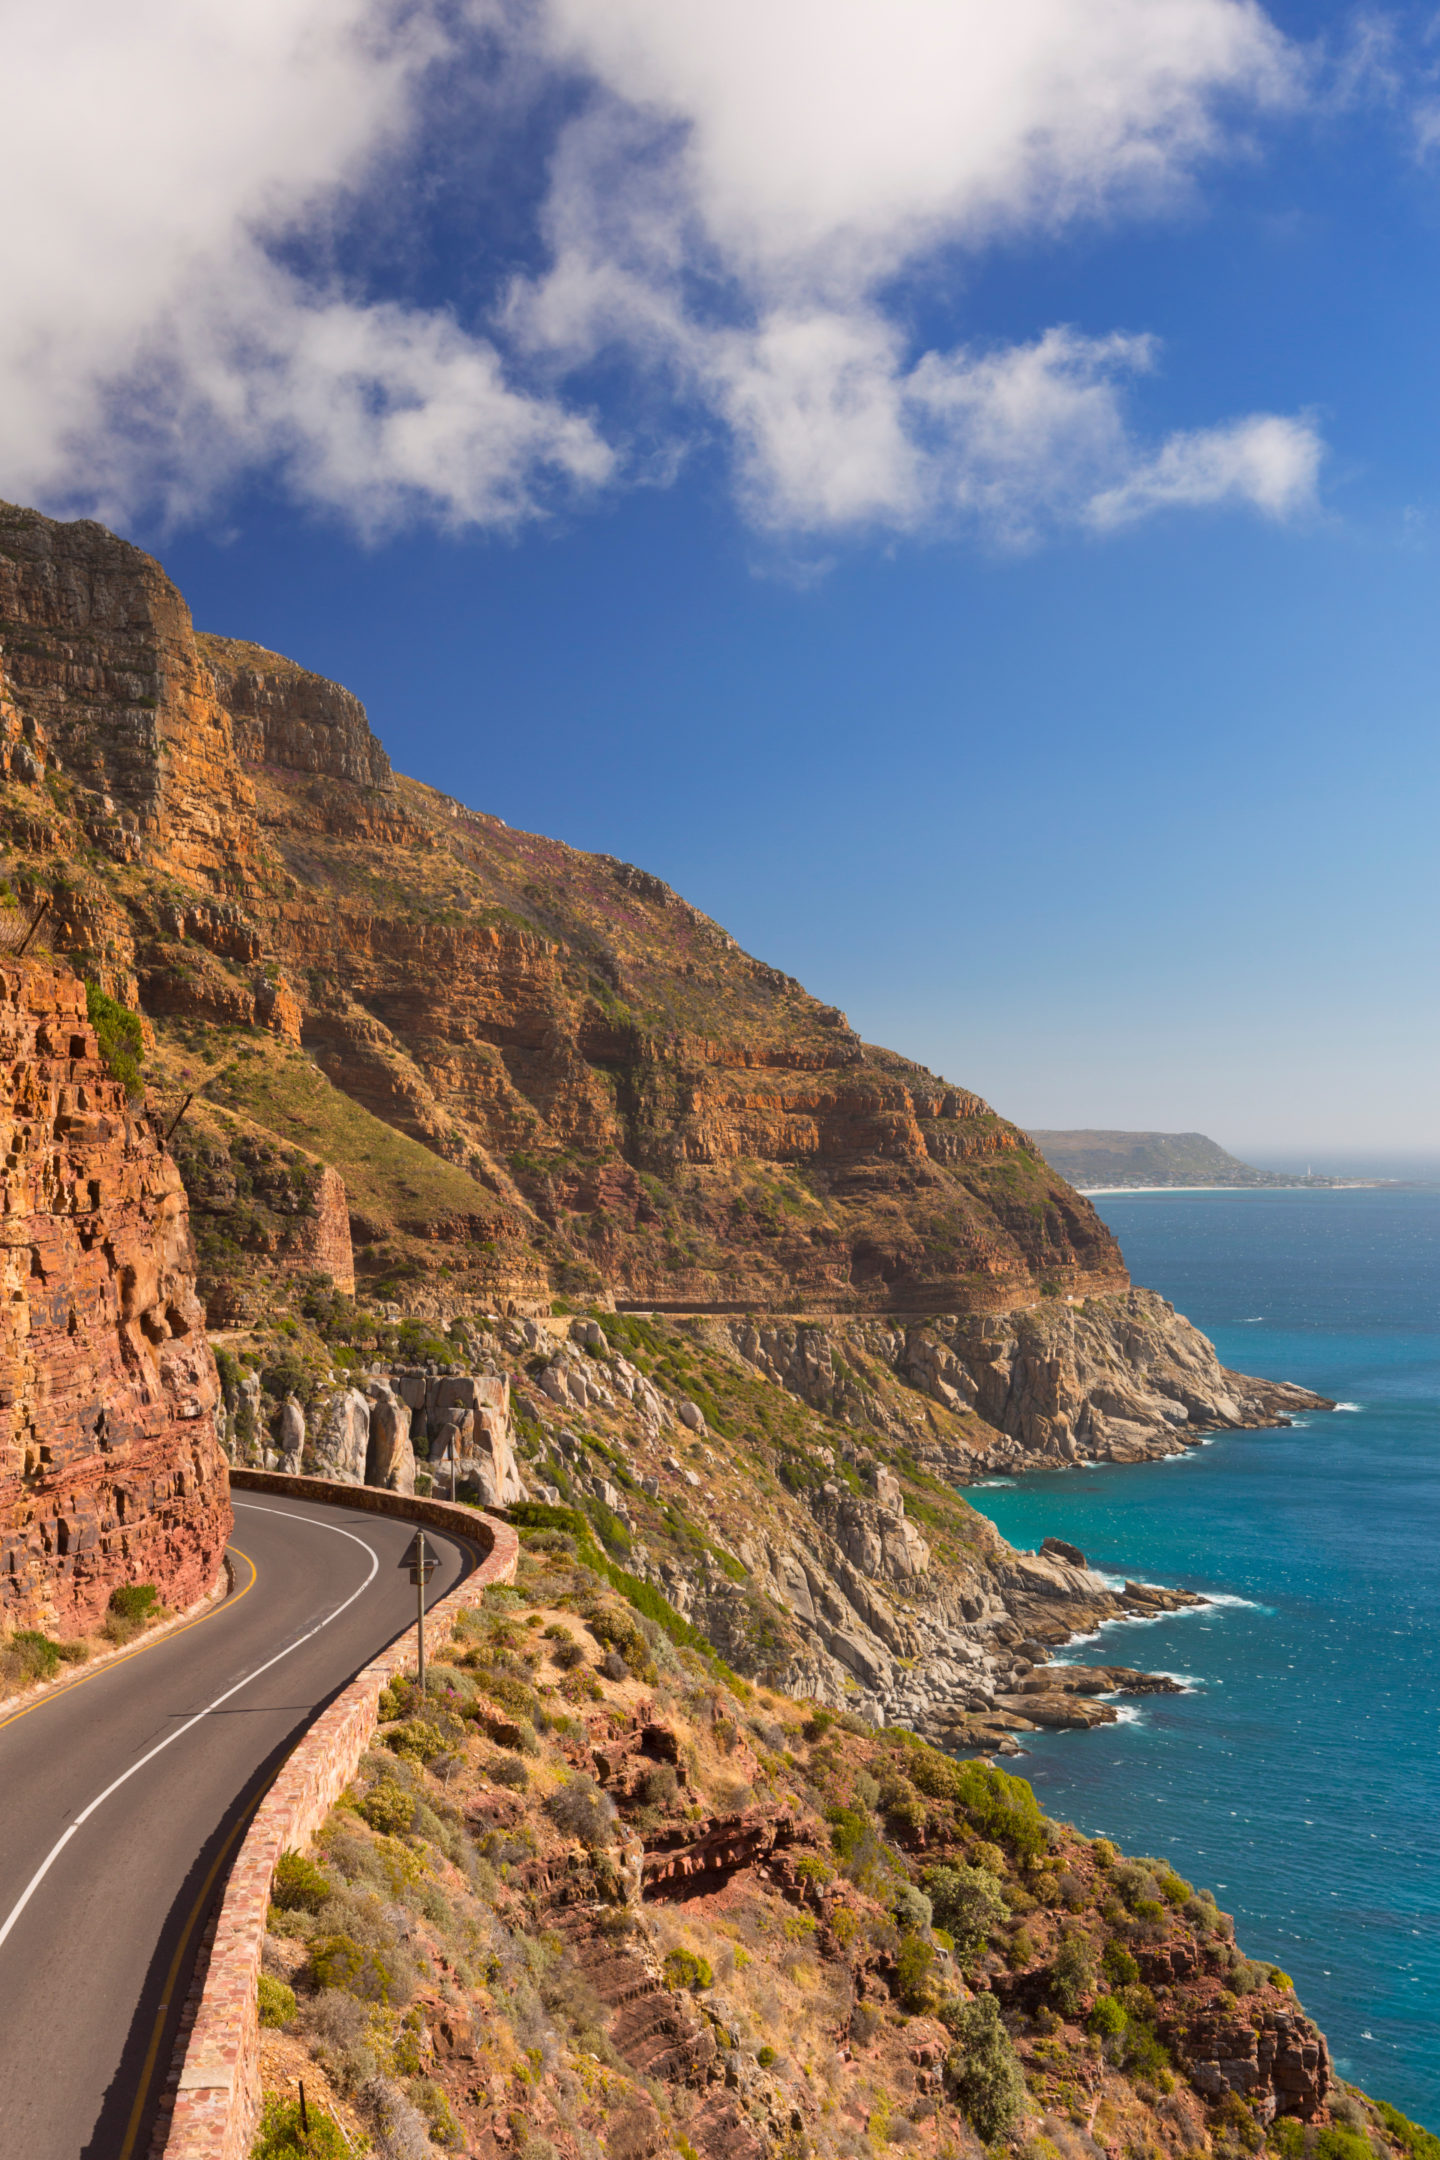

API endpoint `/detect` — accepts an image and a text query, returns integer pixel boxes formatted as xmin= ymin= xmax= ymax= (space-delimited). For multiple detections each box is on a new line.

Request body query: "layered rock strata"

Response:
xmin=0 ymin=959 xmax=229 ymax=1629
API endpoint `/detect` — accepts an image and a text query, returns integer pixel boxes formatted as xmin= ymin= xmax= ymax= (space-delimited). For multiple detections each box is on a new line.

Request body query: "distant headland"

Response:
xmin=1029 ymin=1127 xmax=1393 ymax=1191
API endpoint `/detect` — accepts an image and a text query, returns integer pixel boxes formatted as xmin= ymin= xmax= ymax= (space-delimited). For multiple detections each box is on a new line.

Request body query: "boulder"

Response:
xmin=314 ymin=1388 xmax=370 ymax=1483
xmin=277 ymin=1394 xmax=305 ymax=1474
xmin=366 ymin=1383 xmax=415 ymax=1494
xmin=1040 ymin=1535 xmax=1087 ymax=1569
xmin=463 ymin=1399 xmax=527 ymax=1508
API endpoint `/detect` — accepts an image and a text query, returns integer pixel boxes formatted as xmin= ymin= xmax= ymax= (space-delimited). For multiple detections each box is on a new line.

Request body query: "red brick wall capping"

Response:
xmin=157 ymin=1469 xmax=519 ymax=2160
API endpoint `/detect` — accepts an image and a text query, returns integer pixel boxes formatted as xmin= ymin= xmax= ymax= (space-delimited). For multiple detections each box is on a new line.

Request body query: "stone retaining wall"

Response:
xmin=157 ymin=1469 xmax=520 ymax=2160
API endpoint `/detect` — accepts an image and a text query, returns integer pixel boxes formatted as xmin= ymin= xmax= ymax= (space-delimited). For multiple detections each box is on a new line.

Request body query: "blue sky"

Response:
xmin=6 ymin=0 xmax=1440 ymax=1155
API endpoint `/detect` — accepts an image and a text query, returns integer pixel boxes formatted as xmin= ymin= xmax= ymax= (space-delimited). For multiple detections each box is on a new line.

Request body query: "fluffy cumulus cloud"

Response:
xmin=0 ymin=0 xmax=611 ymax=529
xmin=0 ymin=0 xmax=1322 ymax=541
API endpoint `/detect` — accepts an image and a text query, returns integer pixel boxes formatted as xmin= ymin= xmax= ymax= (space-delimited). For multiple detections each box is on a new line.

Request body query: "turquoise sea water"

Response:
xmin=966 ymin=1188 xmax=1440 ymax=2123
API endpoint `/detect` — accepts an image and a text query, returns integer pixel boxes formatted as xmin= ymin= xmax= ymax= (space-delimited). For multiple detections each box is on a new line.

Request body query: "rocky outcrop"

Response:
xmin=198 ymin=633 xmax=392 ymax=789
xmin=1172 ymin=2001 xmax=1331 ymax=2120
xmin=363 ymin=1380 xmax=415 ymax=1493
xmin=313 ymin=1388 xmax=370 ymax=1483
xmin=0 ymin=958 xmax=229 ymax=1630
xmin=723 ymin=1290 xmax=1332 ymax=1471
xmin=276 ymin=1394 xmax=305 ymax=1474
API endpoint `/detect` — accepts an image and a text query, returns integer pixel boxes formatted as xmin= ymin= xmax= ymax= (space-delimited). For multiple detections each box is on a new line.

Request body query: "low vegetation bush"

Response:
xmin=359 ymin=1781 xmax=418 ymax=1837
xmin=1049 ymin=1933 xmax=1096 ymax=2016
xmin=921 ymin=1862 xmax=1007 ymax=1962
xmin=257 ymin=1972 xmax=297 ymax=2028
xmin=545 ymin=1775 xmax=616 ymax=1849
xmin=896 ymin=1932 xmax=938 ymax=2011
xmin=6 ymin=1629 xmax=87 ymax=1684
xmin=306 ymin=1932 xmax=400 ymax=2004
xmin=663 ymin=1947 xmax=714 ymax=1992
xmin=941 ymin=1994 xmax=1027 ymax=2141
xmin=85 ymin=981 xmax=144 ymax=1098
xmin=251 ymin=2095 xmax=349 ymax=2159
xmin=272 ymin=1849 xmax=332 ymax=1914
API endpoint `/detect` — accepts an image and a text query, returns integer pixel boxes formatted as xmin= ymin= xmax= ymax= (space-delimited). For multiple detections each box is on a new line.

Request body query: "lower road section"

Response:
xmin=0 ymin=1491 xmax=480 ymax=2160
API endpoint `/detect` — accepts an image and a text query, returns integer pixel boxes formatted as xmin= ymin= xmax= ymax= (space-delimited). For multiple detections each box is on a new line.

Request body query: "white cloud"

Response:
xmin=0 ymin=0 xmax=610 ymax=529
xmin=0 ymin=0 xmax=1321 ymax=543
xmin=1088 ymin=412 xmax=1324 ymax=527
xmin=520 ymin=0 xmax=1322 ymax=541
xmin=539 ymin=0 xmax=1294 ymax=283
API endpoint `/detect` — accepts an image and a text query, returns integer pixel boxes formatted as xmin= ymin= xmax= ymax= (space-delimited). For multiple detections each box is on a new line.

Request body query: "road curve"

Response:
xmin=0 ymin=1491 xmax=481 ymax=2160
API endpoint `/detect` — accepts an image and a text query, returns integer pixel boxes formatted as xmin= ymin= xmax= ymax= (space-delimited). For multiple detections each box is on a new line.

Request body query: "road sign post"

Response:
xmin=403 ymin=1530 xmax=439 ymax=1693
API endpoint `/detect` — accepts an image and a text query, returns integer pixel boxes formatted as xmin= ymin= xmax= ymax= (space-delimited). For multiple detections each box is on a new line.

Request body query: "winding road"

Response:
xmin=0 ymin=1490 xmax=481 ymax=2160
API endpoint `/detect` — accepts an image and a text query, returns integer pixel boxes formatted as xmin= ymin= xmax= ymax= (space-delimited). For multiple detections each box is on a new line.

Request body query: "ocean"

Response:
xmin=965 ymin=1187 xmax=1440 ymax=2124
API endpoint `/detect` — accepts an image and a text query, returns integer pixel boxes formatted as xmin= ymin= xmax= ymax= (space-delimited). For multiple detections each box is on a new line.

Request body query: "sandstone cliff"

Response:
xmin=0 ymin=498 xmax=1126 ymax=1319
xmin=0 ymin=958 xmax=229 ymax=1631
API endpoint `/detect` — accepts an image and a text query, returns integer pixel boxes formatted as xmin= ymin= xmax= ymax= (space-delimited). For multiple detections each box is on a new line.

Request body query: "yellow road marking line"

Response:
xmin=115 ymin=1779 xmax=269 ymax=2160
xmin=0 ymin=1544 xmax=258 ymax=1736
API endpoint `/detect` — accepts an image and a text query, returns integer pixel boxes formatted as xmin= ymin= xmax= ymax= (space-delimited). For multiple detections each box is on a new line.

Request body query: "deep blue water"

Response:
xmin=966 ymin=1188 xmax=1440 ymax=2123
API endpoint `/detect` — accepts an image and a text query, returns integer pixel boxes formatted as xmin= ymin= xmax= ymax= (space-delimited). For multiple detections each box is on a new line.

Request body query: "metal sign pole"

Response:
xmin=416 ymin=1528 xmax=427 ymax=1694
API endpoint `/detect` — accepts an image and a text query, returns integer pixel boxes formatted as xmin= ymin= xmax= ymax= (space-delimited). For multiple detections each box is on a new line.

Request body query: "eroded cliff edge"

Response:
xmin=0 ymin=958 xmax=229 ymax=1630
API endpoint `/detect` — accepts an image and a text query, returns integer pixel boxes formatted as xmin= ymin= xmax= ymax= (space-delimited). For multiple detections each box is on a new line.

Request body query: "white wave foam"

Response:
xmin=973 ymin=1478 xmax=1017 ymax=1488
xmin=1239 ymin=1316 xmax=1264 ymax=1324
xmin=1152 ymin=1671 xmax=1209 ymax=1690
xmin=1335 ymin=1402 xmax=1363 ymax=1413
xmin=1111 ymin=1704 xmax=1144 ymax=1725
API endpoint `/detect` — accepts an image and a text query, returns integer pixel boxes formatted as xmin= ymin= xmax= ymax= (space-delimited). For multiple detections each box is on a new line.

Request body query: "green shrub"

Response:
xmin=1049 ymin=1934 xmax=1096 ymax=2017
xmin=1087 ymin=1995 xmax=1128 ymax=2038
xmin=664 ymin=1948 xmax=714 ymax=1992
xmin=385 ymin=1718 xmax=448 ymax=1765
xmin=109 ymin=1582 xmax=160 ymax=1622
xmin=921 ymin=1863 xmax=1008 ymax=1962
xmin=1377 ymin=2102 xmax=1440 ymax=2160
xmin=85 ymin=981 xmax=144 ymax=1098
xmin=581 ymin=1603 xmax=655 ymax=1683
xmin=510 ymin=1501 xmax=589 ymax=1537
xmin=942 ymin=1993 xmax=1027 ymax=2140
xmin=251 ymin=2095 xmax=349 ymax=2159
xmin=408 ymin=2076 xmax=463 ymax=2148
xmin=1314 ymin=2134 xmax=1375 ymax=2160
xmin=306 ymin=1932 xmax=397 ymax=2003
xmin=896 ymin=1933 xmax=937 ymax=2012
xmin=271 ymin=1849 xmax=332 ymax=1914
xmin=256 ymin=1973 xmax=297 ymax=2028
xmin=9 ymin=1630 xmax=62 ymax=1681
xmin=898 ymin=1747 xmax=1046 ymax=1860
xmin=359 ymin=1781 xmax=416 ymax=1837
xmin=756 ymin=2045 xmax=777 ymax=2069
xmin=1102 ymin=1939 xmax=1139 ymax=1987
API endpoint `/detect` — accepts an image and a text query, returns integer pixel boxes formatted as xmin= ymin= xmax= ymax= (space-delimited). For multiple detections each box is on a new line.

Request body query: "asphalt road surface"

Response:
xmin=0 ymin=1490 xmax=481 ymax=2160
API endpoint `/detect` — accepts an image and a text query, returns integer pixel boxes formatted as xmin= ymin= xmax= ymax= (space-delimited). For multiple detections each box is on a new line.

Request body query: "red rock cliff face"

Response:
xmin=0 ymin=959 xmax=230 ymax=1632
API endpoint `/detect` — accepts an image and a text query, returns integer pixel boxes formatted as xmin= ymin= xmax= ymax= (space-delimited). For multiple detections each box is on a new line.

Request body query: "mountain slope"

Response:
xmin=0 ymin=500 xmax=1126 ymax=1319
